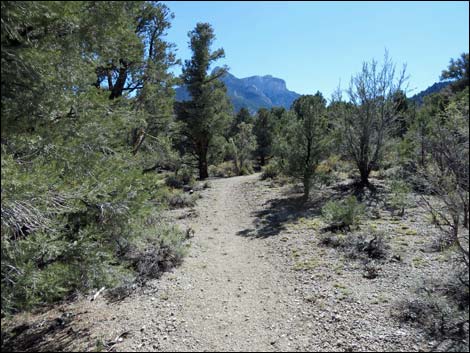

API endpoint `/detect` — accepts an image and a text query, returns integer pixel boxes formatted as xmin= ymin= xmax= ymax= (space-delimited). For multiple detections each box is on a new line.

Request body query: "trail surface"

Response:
xmin=141 ymin=174 xmax=310 ymax=351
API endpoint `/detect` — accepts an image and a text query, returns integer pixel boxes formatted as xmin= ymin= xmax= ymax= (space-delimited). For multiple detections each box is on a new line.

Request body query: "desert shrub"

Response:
xmin=393 ymin=275 xmax=469 ymax=349
xmin=322 ymin=195 xmax=365 ymax=230
xmin=165 ymin=191 xmax=197 ymax=208
xmin=125 ymin=224 xmax=187 ymax=282
xmin=165 ymin=170 xmax=195 ymax=190
xmin=345 ymin=231 xmax=390 ymax=259
xmin=315 ymin=155 xmax=342 ymax=186
xmin=0 ymin=155 xmax=190 ymax=315
xmin=319 ymin=229 xmax=390 ymax=260
xmin=239 ymin=161 xmax=254 ymax=176
xmin=165 ymin=166 xmax=196 ymax=189
xmin=165 ymin=174 xmax=184 ymax=189
xmin=208 ymin=161 xmax=237 ymax=178
xmin=447 ymin=262 xmax=470 ymax=308
xmin=261 ymin=161 xmax=281 ymax=180
xmin=394 ymin=296 xmax=454 ymax=334
xmin=319 ymin=232 xmax=345 ymax=248
xmin=429 ymin=232 xmax=456 ymax=252
xmin=387 ymin=179 xmax=411 ymax=216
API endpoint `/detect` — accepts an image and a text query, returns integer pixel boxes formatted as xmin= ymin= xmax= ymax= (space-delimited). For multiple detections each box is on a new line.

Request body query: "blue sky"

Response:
xmin=163 ymin=1 xmax=469 ymax=98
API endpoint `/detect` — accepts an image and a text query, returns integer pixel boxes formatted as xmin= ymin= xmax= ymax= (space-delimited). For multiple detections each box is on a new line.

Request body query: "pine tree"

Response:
xmin=229 ymin=107 xmax=254 ymax=137
xmin=1 ymin=1 xmax=184 ymax=314
xmin=253 ymin=108 xmax=274 ymax=166
xmin=281 ymin=93 xmax=330 ymax=200
xmin=229 ymin=122 xmax=257 ymax=175
xmin=177 ymin=23 xmax=232 ymax=179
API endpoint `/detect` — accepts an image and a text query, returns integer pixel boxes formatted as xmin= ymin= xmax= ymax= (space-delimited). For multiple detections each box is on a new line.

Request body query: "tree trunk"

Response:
xmin=359 ymin=162 xmax=370 ymax=186
xmin=464 ymin=203 xmax=469 ymax=229
xmin=303 ymin=174 xmax=311 ymax=202
xmin=420 ymin=131 xmax=426 ymax=167
xmin=198 ymin=151 xmax=209 ymax=180
xmin=109 ymin=61 xmax=129 ymax=100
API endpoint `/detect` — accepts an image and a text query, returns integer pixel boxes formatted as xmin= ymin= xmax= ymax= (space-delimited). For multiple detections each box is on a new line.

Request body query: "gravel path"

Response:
xmin=142 ymin=174 xmax=311 ymax=351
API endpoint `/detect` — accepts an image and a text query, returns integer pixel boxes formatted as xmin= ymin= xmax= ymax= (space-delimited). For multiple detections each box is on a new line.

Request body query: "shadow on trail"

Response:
xmin=237 ymin=195 xmax=307 ymax=238
xmin=237 ymin=180 xmax=384 ymax=239
xmin=1 ymin=312 xmax=91 ymax=352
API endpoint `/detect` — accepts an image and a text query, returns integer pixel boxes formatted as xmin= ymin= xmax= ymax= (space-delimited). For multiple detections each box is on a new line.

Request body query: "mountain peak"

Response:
xmin=182 ymin=70 xmax=299 ymax=112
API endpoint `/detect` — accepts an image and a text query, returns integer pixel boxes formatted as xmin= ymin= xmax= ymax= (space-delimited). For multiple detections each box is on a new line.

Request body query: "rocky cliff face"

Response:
xmin=176 ymin=69 xmax=301 ymax=113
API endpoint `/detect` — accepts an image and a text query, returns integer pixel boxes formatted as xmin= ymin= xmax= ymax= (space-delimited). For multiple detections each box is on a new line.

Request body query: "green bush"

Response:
xmin=261 ymin=161 xmax=280 ymax=180
xmin=388 ymin=179 xmax=411 ymax=216
xmin=178 ymin=167 xmax=196 ymax=185
xmin=165 ymin=174 xmax=184 ymax=189
xmin=165 ymin=191 xmax=198 ymax=208
xmin=239 ymin=161 xmax=254 ymax=176
xmin=165 ymin=167 xmax=195 ymax=189
xmin=1 ymin=139 xmax=187 ymax=315
xmin=208 ymin=161 xmax=237 ymax=178
xmin=125 ymin=224 xmax=187 ymax=281
xmin=322 ymin=195 xmax=365 ymax=229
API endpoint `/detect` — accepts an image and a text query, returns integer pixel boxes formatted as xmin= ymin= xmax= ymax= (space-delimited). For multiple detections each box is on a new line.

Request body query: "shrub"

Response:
xmin=315 ymin=155 xmax=342 ymax=186
xmin=319 ymin=229 xmax=390 ymax=260
xmin=165 ymin=167 xmax=195 ymax=189
xmin=165 ymin=191 xmax=197 ymax=208
xmin=319 ymin=232 xmax=345 ymax=248
xmin=165 ymin=174 xmax=184 ymax=189
xmin=322 ymin=195 xmax=365 ymax=230
xmin=261 ymin=161 xmax=280 ymax=180
xmin=345 ymin=231 xmax=390 ymax=259
xmin=125 ymin=225 xmax=187 ymax=282
xmin=388 ymin=179 xmax=411 ymax=217
xmin=208 ymin=161 xmax=237 ymax=178
xmin=239 ymin=161 xmax=254 ymax=176
xmin=392 ymin=279 xmax=469 ymax=348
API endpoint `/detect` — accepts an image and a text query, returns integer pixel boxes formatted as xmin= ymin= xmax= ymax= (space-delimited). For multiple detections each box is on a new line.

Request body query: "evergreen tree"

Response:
xmin=440 ymin=52 xmax=469 ymax=91
xmin=253 ymin=108 xmax=274 ymax=166
xmin=177 ymin=23 xmax=232 ymax=179
xmin=229 ymin=107 xmax=254 ymax=137
xmin=1 ymin=1 xmax=184 ymax=314
xmin=281 ymin=93 xmax=330 ymax=200
xmin=229 ymin=122 xmax=257 ymax=175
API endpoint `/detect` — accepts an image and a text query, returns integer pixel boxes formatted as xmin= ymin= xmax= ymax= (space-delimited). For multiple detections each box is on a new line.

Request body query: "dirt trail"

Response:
xmin=145 ymin=174 xmax=310 ymax=351
xmin=2 ymin=173 xmax=444 ymax=352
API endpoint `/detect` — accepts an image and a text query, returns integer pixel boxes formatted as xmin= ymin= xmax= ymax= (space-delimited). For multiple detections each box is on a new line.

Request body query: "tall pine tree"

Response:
xmin=177 ymin=23 xmax=232 ymax=179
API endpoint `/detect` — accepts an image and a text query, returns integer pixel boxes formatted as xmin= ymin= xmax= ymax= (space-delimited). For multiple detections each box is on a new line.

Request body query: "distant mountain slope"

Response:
xmin=176 ymin=69 xmax=301 ymax=113
xmin=409 ymin=81 xmax=452 ymax=105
